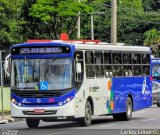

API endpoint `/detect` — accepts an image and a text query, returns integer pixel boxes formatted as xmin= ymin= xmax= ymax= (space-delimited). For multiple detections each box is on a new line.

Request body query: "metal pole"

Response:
xmin=77 ymin=12 xmax=81 ymax=39
xmin=111 ymin=0 xmax=117 ymax=44
xmin=77 ymin=0 xmax=81 ymax=39
xmin=0 ymin=51 xmax=4 ymax=119
xmin=91 ymin=14 xmax=94 ymax=40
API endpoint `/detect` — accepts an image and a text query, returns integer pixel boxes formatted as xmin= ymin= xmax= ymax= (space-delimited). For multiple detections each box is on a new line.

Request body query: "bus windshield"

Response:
xmin=11 ymin=58 xmax=72 ymax=90
xmin=152 ymin=64 xmax=160 ymax=77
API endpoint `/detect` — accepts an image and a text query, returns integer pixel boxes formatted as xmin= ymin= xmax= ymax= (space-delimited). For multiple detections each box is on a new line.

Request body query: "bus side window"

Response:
xmin=95 ymin=51 xmax=103 ymax=77
xmin=104 ymin=52 xmax=112 ymax=77
xmin=85 ymin=51 xmax=95 ymax=78
xmin=132 ymin=53 xmax=141 ymax=64
xmin=133 ymin=66 xmax=142 ymax=76
xmin=95 ymin=51 xmax=103 ymax=64
xmin=142 ymin=65 xmax=150 ymax=76
xmin=113 ymin=53 xmax=122 ymax=64
xmin=142 ymin=53 xmax=150 ymax=64
xmin=75 ymin=51 xmax=84 ymax=82
xmin=85 ymin=51 xmax=94 ymax=64
xmin=104 ymin=52 xmax=111 ymax=64
xmin=104 ymin=66 xmax=112 ymax=77
xmin=113 ymin=65 xmax=123 ymax=76
xmin=123 ymin=53 xmax=131 ymax=64
xmin=124 ymin=66 xmax=133 ymax=76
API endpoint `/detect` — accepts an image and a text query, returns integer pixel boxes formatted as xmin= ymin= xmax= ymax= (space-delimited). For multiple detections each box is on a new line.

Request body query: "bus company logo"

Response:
xmin=22 ymin=99 xmax=26 ymax=103
xmin=37 ymin=99 xmax=41 ymax=103
xmin=142 ymin=77 xmax=150 ymax=95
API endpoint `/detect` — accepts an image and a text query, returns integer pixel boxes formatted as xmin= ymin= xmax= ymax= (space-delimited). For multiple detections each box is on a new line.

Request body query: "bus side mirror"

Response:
xmin=4 ymin=54 xmax=11 ymax=77
xmin=110 ymin=72 xmax=112 ymax=76
xmin=76 ymin=63 xmax=81 ymax=74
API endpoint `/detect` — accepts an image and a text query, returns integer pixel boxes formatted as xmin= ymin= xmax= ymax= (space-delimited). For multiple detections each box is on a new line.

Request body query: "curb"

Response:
xmin=13 ymin=118 xmax=24 ymax=122
xmin=0 ymin=118 xmax=24 ymax=124
xmin=0 ymin=119 xmax=8 ymax=124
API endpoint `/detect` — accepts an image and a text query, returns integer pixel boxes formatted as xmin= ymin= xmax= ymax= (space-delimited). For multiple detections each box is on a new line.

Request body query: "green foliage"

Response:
xmin=144 ymin=28 xmax=160 ymax=56
xmin=28 ymin=0 xmax=93 ymax=39
xmin=142 ymin=0 xmax=160 ymax=11
xmin=143 ymin=10 xmax=160 ymax=24
xmin=144 ymin=28 xmax=160 ymax=46
xmin=117 ymin=0 xmax=145 ymax=45
xmin=119 ymin=0 xmax=143 ymax=12
xmin=0 ymin=0 xmax=160 ymax=50
xmin=0 ymin=0 xmax=25 ymax=49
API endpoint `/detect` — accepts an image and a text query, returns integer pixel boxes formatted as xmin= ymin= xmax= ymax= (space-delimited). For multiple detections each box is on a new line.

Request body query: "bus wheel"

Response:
xmin=26 ymin=118 xmax=40 ymax=128
xmin=157 ymin=100 xmax=160 ymax=107
xmin=123 ymin=97 xmax=132 ymax=120
xmin=78 ymin=101 xmax=92 ymax=126
xmin=113 ymin=114 xmax=121 ymax=121
xmin=113 ymin=97 xmax=132 ymax=121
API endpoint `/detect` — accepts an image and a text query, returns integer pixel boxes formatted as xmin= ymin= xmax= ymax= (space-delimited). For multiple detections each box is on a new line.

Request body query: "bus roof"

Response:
xmin=11 ymin=42 xmax=150 ymax=53
xmin=74 ymin=44 xmax=150 ymax=52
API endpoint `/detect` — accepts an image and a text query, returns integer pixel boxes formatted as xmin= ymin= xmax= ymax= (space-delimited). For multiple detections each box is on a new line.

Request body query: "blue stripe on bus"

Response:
xmin=111 ymin=77 xmax=152 ymax=114
xmin=11 ymin=54 xmax=74 ymax=59
xmin=11 ymin=89 xmax=76 ymax=107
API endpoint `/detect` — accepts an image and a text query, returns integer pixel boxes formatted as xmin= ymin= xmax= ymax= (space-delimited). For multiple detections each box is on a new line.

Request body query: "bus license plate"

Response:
xmin=34 ymin=109 xmax=45 ymax=114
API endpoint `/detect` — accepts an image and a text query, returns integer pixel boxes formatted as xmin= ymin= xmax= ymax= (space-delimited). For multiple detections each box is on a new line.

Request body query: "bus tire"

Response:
xmin=122 ymin=97 xmax=132 ymax=120
xmin=113 ymin=97 xmax=132 ymax=121
xmin=113 ymin=114 xmax=121 ymax=121
xmin=78 ymin=101 xmax=92 ymax=126
xmin=26 ymin=118 xmax=40 ymax=128
xmin=157 ymin=100 xmax=160 ymax=107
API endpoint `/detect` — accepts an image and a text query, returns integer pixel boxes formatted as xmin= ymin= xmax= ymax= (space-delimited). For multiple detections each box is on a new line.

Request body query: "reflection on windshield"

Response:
xmin=11 ymin=59 xmax=72 ymax=90
xmin=152 ymin=65 xmax=160 ymax=77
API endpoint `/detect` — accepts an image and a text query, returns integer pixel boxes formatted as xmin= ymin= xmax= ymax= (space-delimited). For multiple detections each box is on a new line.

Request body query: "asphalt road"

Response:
xmin=0 ymin=105 xmax=160 ymax=135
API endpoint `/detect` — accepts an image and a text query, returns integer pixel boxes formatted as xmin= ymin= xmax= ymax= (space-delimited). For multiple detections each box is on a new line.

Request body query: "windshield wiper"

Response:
xmin=44 ymin=57 xmax=57 ymax=74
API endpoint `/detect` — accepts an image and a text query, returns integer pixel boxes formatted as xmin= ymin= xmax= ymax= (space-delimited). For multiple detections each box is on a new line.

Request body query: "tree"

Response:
xmin=79 ymin=0 xmax=111 ymax=41
xmin=0 ymin=0 xmax=24 ymax=50
xmin=144 ymin=28 xmax=160 ymax=56
xmin=117 ymin=0 xmax=146 ymax=45
xmin=29 ymin=0 xmax=93 ymax=39
xmin=142 ymin=0 xmax=160 ymax=11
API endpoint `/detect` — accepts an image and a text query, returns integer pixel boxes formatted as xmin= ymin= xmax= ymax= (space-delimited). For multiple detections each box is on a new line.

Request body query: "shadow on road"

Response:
xmin=7 ymin=117 xmax=144 ymax=131
xmin=37 ymin=117 xmax=138 ymax=129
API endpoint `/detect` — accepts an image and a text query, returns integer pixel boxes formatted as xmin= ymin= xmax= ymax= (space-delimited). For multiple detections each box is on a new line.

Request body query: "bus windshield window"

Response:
xmin=11 ymin=58 xmax=72 ymax=90
xmin=152 ymin=65 xmax=160 ymax=77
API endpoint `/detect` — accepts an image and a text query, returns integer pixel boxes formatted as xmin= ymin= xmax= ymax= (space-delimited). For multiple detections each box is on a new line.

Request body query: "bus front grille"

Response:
xmin=23 ymin=110 xmax=57 ymax=115
xmin=12 ymin=90 xmax=61 ymax=98
xmin=16 ymin=93 xmax=61 ymax=98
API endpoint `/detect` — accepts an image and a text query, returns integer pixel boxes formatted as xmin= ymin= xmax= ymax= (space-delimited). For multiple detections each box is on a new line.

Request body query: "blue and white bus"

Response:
xmin=151 ymin=58 xmax=160 ymax=107
xmin=9 ymin=41 xmax=152 ymax=128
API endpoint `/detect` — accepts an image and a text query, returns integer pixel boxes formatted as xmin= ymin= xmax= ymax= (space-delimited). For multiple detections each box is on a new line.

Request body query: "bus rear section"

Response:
xmin=75 ymin=47 xmax=152 ymax=122
xmin=151 ymin=58 xmax=160 ymax=107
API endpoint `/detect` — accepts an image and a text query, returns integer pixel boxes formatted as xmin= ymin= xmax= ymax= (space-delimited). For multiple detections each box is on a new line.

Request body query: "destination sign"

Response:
xmin=152 ymin=59 xmax=160 ymax=63
xmin=11 ymin=46 xmax=70 ymax=54
xmin=17 ymin=83 xmax=37 ymax=89
xmin=20 ymin=47 xmax=63 ymax=54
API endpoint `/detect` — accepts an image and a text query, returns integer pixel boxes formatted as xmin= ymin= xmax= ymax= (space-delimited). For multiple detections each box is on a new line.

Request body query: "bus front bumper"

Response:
xmin=11 ymin=99 xmax=75 ymax=119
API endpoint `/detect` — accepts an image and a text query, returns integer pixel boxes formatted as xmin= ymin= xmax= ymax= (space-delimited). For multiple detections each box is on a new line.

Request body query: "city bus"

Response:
xmin=8 ymin=40 xmax=152 ymax=128
xmin=151 ymin=58 xmax=160 ymax=107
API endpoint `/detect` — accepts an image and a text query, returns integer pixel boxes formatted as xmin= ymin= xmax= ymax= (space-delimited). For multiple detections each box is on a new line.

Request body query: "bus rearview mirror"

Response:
xmin=76 ymin=63 xmax=81 ymax=74
xmin=4 ymin=54 xmax=11 ymax=77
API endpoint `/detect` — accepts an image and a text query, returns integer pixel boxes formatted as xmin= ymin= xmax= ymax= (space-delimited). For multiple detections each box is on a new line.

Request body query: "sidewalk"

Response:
xmin=0 ymin=112 xmax=14 ymax=124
